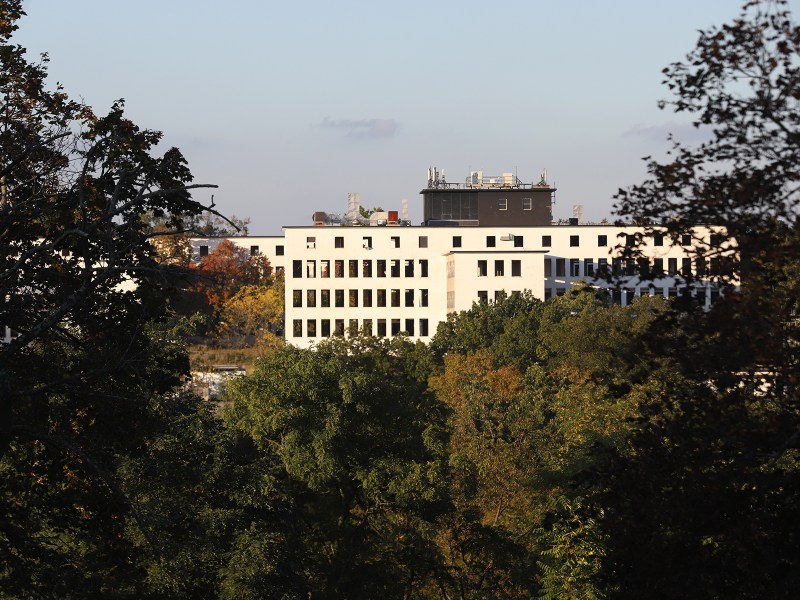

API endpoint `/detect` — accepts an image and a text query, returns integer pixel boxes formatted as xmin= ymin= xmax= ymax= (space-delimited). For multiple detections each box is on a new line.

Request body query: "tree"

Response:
xmin=0 ymin=2 xmax=220 ymax=593
xmin=431 ymin=291 xmax=544 ymax=369
xmin=193 ymin=239 xmax=271 ymax=311
xmin=604 ymin=1 xmax=800 ymax=595
xmin=224 ymin=336 xmax=449 ymax=598
xmin=219 ymin=273 xmax=285 ymax=347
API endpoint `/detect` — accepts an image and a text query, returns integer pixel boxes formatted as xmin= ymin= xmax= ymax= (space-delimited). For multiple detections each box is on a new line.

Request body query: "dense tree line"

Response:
xmin=2 ymin=0 xmax=799 ymax=597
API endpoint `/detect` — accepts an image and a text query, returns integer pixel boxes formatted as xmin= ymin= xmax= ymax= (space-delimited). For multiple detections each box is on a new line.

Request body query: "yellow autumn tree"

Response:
xmin=219 ymin=272 xmax=284 ymax=349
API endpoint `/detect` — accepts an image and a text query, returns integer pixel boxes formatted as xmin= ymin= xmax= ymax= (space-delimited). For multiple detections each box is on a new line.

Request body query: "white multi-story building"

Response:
xmin=190 ymin=169 xmax=729 ymax=348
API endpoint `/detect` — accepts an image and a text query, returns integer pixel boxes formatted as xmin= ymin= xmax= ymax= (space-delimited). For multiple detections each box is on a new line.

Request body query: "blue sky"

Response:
xmin=14 ymin=0 xmax=798 ymax=233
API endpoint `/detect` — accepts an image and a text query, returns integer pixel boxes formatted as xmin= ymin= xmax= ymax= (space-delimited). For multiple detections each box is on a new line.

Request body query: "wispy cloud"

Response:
xmin=623 ymin=121 xmax=713 ymax=144
xmin=320 ymin=117 xmax=398 ymax=139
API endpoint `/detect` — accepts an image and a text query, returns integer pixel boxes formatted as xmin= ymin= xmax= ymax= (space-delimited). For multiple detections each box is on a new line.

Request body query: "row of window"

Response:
xmin=292 ymin=259 xmax=429 ymax=279
xmin=292 ymin=288 xmax=429 ymax=308
xmin=495 ymin=198 xmax=533 ymax=211
xmin=544 ymin=256 xmax=731 ymax=278
xmin=292 ymin=318 xmax=430 ymax=338
xmin=543 ymin=285 xmax=722 ymax=305
xmin=198 ymin=244 xmax=285 ymax=258
xmin=198 ymin=230 xmax=723 ymax=260
xmin=476 ymin=259 xmax=523 ymax=277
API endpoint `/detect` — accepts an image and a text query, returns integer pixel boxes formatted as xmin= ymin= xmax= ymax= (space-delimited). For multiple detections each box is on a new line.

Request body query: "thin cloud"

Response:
xmin=321 ymin=117 xmax=398 ymax=139
xmin=623 ymin=121 xmax=713 ymax=144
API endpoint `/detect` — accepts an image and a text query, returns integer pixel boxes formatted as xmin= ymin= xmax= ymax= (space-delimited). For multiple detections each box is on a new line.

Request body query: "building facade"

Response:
xmin=189 ymin=170 xmax=729 ymax=348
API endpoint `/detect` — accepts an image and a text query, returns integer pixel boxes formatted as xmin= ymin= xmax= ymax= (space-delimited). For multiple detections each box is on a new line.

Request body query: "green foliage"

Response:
xmin=224 ymin=335 xmax=449 ymax=597
xmin=536 ymin=497 xmax=607 ymax=600
xmin=431 ymin=290 xmax=544 ymax=369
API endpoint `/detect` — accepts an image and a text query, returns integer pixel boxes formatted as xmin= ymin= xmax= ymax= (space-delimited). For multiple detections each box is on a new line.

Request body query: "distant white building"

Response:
xmin=190 ymin=169 xmax=732 ymax=348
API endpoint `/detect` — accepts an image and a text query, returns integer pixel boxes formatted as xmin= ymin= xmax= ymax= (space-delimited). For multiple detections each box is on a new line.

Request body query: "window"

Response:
xmin=498 ymin=198 xmax=508 ymax=210
xmin=625 ymin=260 xmax=636 ymax=276
xmin=349 ymin=289 xmax=358 ymax=307
xmin=487 ymin=235 xmax=496 ymax=247
xmin=598 ymin=258 xmax=609 ymax=277
xmin=306 ymin=236 xmax=316 ymax=249
xmin=276 ymin=245 xmax=284 ymax=256
xmin=584 ymin=260 xmax=594 ymax=277
xmin=320 ymin=260 xmax=330 ymax=278
xmin=453 ymin=236 xmax=462 ymax=248
xmin=522 ymin=197 xmax=532 ymax=211
xmin=307 ymin=320 xmax=316 ymax=337
xmin=334 ymin=260 xmax=344 ymax=277
xmin=544 ymin=257 xmax=552 ymax=277
xmin=321 ymin=289 xmax=330 ymax=307
xmin=362 ymin=236 xmax=372 ymax=249
xmin=349 ymin=260 xmax=358 ymax=278
xmin=682 ymin=257 xmax=692 ymax=276
xmin=570 ymin=235 xmax=580 ymax=247
xmin=377 ymin=260 xmax=386 ymax=277
xmin=405 ymin=319 xmax=415 ymax=336
xmin=598 ymin=235 xmax=608 ymax=247
xmin=681 ymin=234 xmax=692 ymax=246
xmin=570 ymin=258 xmax=580 ymax=277
xmin=377 ymin=289 xmax=386 ymax=307
xmin=391 ymin=319 xmax=401 ymax=336
xmin=542 ymin=235 xmax=552 ymax=247
xmin=495 ymin=260 xmax=504 ymax=276
xmin=494 ymin=290 xmax=504 ymax=302
xmin=293 ymin=260 xmax=302 ymax=278
xmin=405 ymin=289 xmax=414 ymax=307
xmin=307 ymin=289 xmax=316 ymax=307
xmin=624 ymin=289 xmax=635 ymax=306
xmin=363 ymin=319 xmax=372 ymax=336
xmin=362 ymin=260 xmax=372 ymax=277
xmin=335 ymin=289 xmax=344 ymax=307
xmin=420 ymin=289 xmax=429 ymax=307
xmin=668 ymin=258 xmax=678 ymax=276
xmin=419 ymin=259 xmax=428 ymax=277
xmin=612 ymin=258 xmax=622 ymax=276
xmin=420 ymin=319 xmax=429 ymax=337
xmin=293 ymin=320 xmax=302 ymax=337
xmin=391 ymin=236 xmax=400 ymax=248
xmin=514 ymin=235 xmax=523 ymax=248
xmin=478 ymin=290 xmax=488 ymax=303
xmin=653 ymin=258 xmax=664 ymax=275
xmin=335 ymin=319 xmax=345 ymax=336
xmin=199 ymin=245 xmax=209 ymax=257
xmin=477 ymin=260 xmax=488 ymax=277
xmin=626 ymin=234 xmax=636 ymax=247
xmin=335 ymin=236 xmax=344 ymax=248
xmin=512 ymin=260 xmax=521 ymax=276
xmin=349 ymin=319 xmax=359 ymax=336
xmin=321 ymin=319 xmax=331 ymax=337
xmin=404 ymin=259 xmax=414 ymax=277
xmin=419 ymin=236 xmax=428 ymax=248
xmin=293 ymin=290 xmax=302 ymax=307
xmin=556 ymin=258 xmax=566 ymax=277
xmin=363 ymin=289 xmax=373 ymax=307
xmin=391 ymin=289 xmax=400 ymax=307
xmin=653 ymin=232 xmax=664 ymax=246
xmin=638 ymin=258 xmax=650 ymax=279
xmin=306 ymin=260 xmax=316 ymax=278
xmin=377 ymin=319 xmax=387 ymax=337
xmin=695 ymin=256 xmax=706 ymax=276
xmin=250 ymin=245 xmax=259 ymax=256
xmin=390 ymin=259 xmax=400 ymax=277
